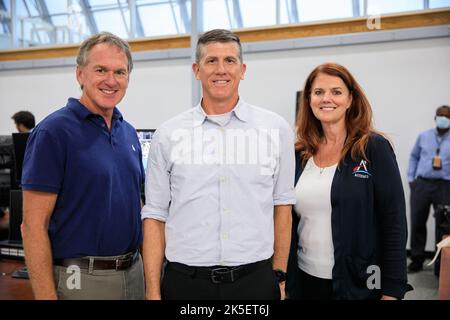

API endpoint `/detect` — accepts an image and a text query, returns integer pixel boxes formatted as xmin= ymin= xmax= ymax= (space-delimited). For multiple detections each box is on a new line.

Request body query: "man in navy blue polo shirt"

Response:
xmin=21 ymin=32 xmax=145 ymax=300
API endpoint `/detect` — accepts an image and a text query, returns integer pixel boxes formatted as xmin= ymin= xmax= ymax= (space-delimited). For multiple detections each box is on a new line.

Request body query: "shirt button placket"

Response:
xmin=219 ymin=173 xmax=228 ymax=261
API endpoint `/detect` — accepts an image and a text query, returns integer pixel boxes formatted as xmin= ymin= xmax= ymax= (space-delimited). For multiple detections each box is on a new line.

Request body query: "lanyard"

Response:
xmin=435 ymin=131 xmax=449 ymax=155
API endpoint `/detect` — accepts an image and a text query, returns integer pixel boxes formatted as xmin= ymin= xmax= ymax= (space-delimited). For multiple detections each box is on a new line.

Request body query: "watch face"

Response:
xmin=274 ymin=270 xmax=286 ymax=283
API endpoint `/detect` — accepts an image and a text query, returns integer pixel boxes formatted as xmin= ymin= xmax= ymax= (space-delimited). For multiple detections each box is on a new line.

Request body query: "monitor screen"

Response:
xmin=136 ymin=129 xmax=155 ymax=173
xmin=12 ymin=132 xmax=30 ymax=187
xmin=9 ymin=190 xmax=23 ymax=243
xmin=0 ymin=135 xmax=13 ymax=207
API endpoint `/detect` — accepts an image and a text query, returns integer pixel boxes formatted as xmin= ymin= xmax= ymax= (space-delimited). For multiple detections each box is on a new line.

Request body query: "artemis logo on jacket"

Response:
xmin=353 ymin=160 xmax=371 ymax=179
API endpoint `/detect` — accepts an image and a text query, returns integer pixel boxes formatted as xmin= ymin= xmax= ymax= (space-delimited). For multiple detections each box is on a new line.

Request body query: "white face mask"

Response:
xmin=436 ymin=116 xmax=450 ymax=129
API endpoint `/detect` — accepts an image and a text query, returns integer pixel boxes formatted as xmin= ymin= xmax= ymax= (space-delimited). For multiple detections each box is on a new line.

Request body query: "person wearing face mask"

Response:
xmin=407 ymin=105 xmax=450 ymax=274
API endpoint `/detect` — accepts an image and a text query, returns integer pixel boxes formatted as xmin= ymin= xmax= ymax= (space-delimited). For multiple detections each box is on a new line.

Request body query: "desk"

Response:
xmin=0 ymin=259 xmax=33 ymax=300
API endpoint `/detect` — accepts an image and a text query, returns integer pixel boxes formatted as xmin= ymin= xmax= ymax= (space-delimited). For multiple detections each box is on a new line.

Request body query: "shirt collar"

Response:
xmin=232 ymin=99 xmax=249 ymax=122
xmin=192 ymin=98 xmax=249 ymax=127
xmin=66 ymin=97 xmax=123 ymax=122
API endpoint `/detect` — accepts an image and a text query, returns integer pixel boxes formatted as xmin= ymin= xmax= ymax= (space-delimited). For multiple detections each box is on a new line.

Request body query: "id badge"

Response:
xmin=432 ymin=156 xmax=442 ymax=170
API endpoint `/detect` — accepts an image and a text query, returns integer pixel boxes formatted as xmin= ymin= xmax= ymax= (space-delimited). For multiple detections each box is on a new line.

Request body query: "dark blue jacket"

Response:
xmin=286 ymin=134 xmax=411 ymax=299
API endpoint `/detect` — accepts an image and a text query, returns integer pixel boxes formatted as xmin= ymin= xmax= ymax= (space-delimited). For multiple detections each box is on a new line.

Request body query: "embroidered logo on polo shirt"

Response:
xmin=352 ymin=160 xmax=371 ymax=179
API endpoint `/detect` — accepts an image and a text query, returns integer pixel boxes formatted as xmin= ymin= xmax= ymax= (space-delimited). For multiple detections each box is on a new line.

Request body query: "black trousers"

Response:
xmin=410 ymin=178 xmax=450 ymax=271
xmin=161 ymin=259 xmax=280 ymax=300
xmin=291 ymin=268 xmax=333 ymax=300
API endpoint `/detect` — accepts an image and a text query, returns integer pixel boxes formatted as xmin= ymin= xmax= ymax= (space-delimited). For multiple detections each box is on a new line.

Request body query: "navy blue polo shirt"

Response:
xmin=22 ymin=98 xmax=144 ymax=259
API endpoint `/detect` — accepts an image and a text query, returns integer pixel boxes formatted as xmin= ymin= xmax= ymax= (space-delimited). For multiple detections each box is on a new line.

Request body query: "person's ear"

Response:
xmin=240 ymin=63 xmax=246 ymax=80
xmin=346 ymin=93 xmax=353 ymax=110
xmin=17 ymin=124 xmax=25 ymax=133
xmin=76 ymin=66 xmax=84 ymax=90
xmin=192 ymin=63 xmax=200 ymax=80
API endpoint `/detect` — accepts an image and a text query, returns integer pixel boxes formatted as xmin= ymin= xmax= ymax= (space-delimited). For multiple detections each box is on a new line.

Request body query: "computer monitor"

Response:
xmin=0 ymin=135 xmax=14 ymax=207
xmin=9 ymin=190 xmax=22 ymax=244
xmin=12 ymin=132 xmax=30 ymax=188
xmin=136 ymin=129 xmax=155 ymax=172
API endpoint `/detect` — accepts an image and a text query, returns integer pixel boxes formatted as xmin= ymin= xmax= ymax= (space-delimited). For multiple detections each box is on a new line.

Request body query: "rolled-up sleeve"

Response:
xmin=273 ymin=119 xmax=296 ymax=206
xmin=141 ymin=128 xmax=171 ymax=222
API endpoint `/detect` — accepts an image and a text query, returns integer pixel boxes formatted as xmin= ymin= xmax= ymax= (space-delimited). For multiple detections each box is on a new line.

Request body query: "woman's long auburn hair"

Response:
xmin=295 ymin=62 xmax=378 ymax=165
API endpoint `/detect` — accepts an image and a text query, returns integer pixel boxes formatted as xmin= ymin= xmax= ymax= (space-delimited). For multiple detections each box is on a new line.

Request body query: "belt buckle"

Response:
xmin=115 ymin=255 xmax=133 ymax=271
xmin=210 ymin=267 xmax=233 ymax=284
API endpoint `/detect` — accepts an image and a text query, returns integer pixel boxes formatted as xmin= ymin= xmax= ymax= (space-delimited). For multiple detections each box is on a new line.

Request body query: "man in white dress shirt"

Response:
xmin=141 ymin=29 xmax=295 ymax=300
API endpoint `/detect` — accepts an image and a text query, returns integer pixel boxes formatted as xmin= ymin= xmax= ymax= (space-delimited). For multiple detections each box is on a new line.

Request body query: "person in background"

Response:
xmin=21 ymin=32 xmax=145 ymax=300
xmin=141 ymin=29 xmax=295 ymax=300
xmin=286 ymin=62 xmax=411 ymax=300
xmin=407 ymin=105 xmax=450 ymax=274
xmin=11 ymin=111 xmax=35 ymax=133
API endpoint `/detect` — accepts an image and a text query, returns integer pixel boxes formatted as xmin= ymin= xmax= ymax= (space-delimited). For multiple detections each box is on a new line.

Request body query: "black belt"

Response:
xmin=54 ymin=250 xmax=139 ymax=272
xmin=418 ymin=177 xmax=450 ymax=183
xmin=166 ymin=259 xmax=270 ymax=284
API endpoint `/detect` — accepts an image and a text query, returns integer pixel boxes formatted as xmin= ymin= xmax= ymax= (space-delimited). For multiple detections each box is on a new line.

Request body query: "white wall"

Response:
xmin=239 ymin=37 xmax=450 ymax=251
xmin=1 ymin=36 xmax=449 ymax=250
xmin=0 ymin=58 xmax=192 ymax=133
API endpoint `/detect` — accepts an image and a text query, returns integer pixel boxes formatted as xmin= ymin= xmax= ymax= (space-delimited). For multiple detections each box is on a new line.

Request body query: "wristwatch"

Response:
xmin=273 ymin=269 xmax=286 ymax=283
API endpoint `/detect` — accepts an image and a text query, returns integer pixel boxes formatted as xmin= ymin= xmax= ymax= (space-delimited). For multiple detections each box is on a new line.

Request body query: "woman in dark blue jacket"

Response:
xmin=286 ymin=63 xmax=411 ymax=300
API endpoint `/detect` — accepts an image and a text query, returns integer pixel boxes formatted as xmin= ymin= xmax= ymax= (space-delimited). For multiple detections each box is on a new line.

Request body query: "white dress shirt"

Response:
xmin=141 ymin=99 xmax=296 ymax=266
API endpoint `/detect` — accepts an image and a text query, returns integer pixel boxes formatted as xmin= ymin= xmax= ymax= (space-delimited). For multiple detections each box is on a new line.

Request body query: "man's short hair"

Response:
xmin=11 ymin=111 xmax=35 ymax=130
xmin=195 ymin=29 xmax=243 ymax=63
xmin=436 ymin=105 xmax=450 ymax=114
xmin=76 ymin=32 xmax=133 ymax=73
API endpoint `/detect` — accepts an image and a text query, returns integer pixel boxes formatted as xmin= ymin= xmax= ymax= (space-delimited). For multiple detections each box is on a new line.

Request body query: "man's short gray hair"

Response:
xmin=195 ymin=29 xmax=243 ymax=63
xmin=76 ymin=32 xmax=133 ymax=73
